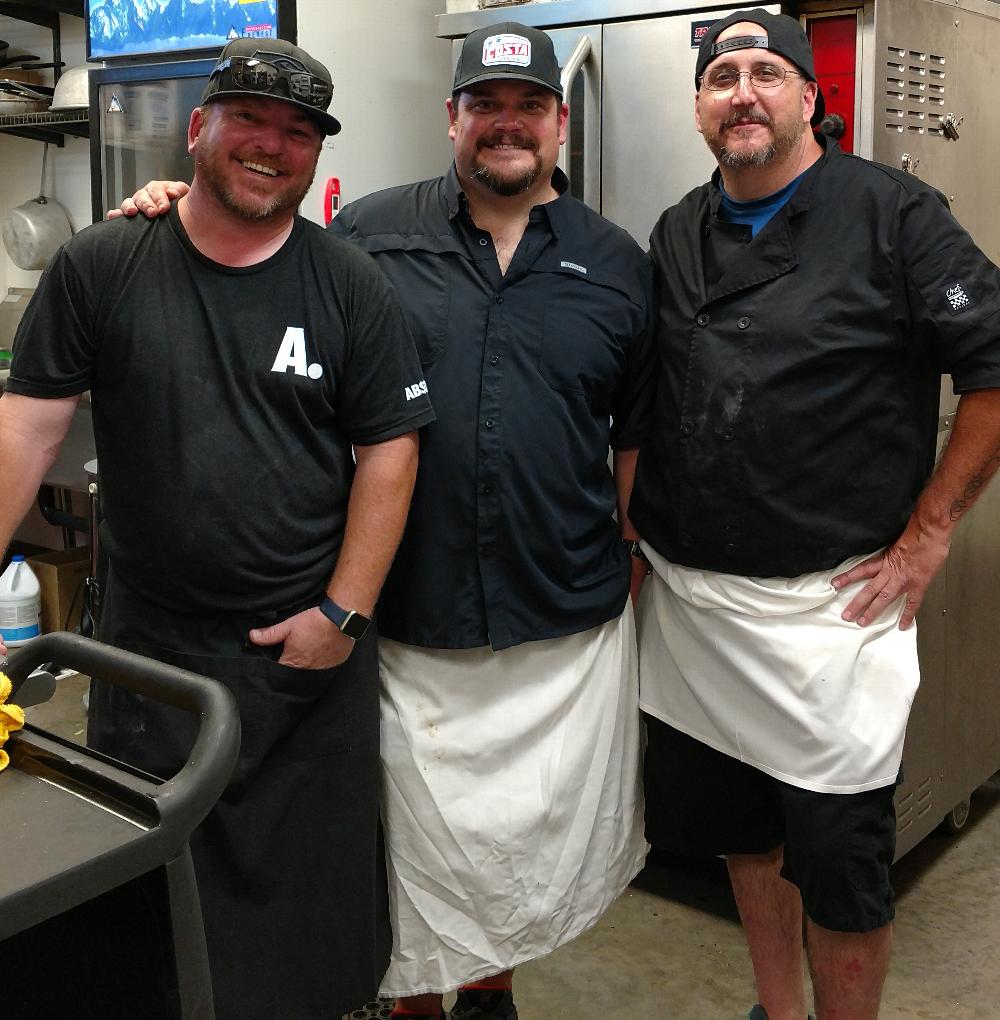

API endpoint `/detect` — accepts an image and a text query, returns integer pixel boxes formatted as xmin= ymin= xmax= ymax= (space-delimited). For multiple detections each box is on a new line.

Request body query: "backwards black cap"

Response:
xmin=695 ymin=9 xmax=825 ymax=126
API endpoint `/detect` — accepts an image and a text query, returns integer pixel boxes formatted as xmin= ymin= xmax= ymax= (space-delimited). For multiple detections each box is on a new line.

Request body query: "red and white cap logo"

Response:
xmin=482 ymin=33 xmax=531 ymax=67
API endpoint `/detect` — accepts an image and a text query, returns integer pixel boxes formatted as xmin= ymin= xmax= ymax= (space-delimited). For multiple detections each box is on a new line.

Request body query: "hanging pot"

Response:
xmin=1 ymin=144 xmax=73 ymax=270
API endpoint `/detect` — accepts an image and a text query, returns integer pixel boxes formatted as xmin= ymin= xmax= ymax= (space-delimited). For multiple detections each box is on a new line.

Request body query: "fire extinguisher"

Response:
xmin=324 ymin=177 xmax=341 ymax=225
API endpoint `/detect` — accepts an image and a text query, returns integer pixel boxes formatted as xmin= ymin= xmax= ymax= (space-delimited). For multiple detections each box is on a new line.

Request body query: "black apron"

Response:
xmin=88 ymin=568 xmax=390 ymax=1020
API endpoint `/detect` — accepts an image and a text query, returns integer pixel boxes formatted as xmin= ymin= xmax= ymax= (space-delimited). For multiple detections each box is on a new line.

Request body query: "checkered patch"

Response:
xmin=945 ymin=282 xmax=975 ymax=314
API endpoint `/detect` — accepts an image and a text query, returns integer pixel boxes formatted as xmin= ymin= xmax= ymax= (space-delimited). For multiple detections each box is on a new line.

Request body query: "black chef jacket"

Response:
xmin=631 ymin=137 xmax=1000 ymax=578
xmin=332 ymin=166 xmax=654 ymax=650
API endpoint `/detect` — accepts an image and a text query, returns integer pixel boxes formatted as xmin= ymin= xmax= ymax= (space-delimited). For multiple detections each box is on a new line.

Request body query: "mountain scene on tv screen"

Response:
xmin=89 ymin=0 xmax=278 ymax=58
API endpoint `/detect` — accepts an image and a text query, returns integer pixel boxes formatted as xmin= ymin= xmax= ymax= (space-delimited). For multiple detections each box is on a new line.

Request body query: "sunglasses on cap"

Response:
xmin=213 ymin=52 xmax=332 ymax=108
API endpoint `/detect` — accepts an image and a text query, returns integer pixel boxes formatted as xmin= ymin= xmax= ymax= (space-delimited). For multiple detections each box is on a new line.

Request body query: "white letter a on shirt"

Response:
xmin=271 ymin=326 xmax=308 ymax=376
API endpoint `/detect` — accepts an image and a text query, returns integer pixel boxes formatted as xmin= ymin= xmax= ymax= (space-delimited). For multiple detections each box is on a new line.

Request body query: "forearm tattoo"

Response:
xmin=950 ymin=444 xmax=1000 ymax=521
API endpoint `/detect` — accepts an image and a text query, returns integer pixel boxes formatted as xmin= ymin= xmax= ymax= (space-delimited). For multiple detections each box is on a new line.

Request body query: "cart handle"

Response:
xmin=5 ymin=632 xmax=240 ymax=833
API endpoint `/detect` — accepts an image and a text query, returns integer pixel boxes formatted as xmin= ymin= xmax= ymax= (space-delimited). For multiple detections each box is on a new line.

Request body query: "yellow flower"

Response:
xmin=0 ymin=671 xmax=25 ymax=773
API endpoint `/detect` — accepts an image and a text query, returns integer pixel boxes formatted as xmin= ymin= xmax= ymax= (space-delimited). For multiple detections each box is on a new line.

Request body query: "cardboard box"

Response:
xmin=26 ymin=547 xmax=91 ymax=634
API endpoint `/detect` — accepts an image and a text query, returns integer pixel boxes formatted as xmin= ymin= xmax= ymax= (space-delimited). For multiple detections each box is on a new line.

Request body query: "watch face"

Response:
xmin=342 ymin=611 xmax=370 ymax=640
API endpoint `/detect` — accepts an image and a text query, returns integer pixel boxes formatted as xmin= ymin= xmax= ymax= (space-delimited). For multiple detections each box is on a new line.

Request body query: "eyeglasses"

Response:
xmin=214 ymin=53 xmax=332 ymax=108
xmin=699 ymin=64 xmax=803 ymax=92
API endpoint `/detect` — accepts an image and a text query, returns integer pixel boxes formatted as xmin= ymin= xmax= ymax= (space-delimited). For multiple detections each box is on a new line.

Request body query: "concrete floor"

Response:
xmin=22 ymin=675 xmax=1000 ymax=1020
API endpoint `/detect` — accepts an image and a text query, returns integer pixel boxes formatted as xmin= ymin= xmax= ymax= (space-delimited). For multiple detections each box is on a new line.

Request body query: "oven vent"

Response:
xmin=884 ymin=46 xmax=946 ymax=135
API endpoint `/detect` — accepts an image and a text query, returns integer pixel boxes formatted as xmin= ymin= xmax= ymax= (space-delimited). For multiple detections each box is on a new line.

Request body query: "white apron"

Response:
xmin=637 ymin=546 xmax=920 ymax=794
xmin=377 ymin=606 xmax=647 ymax=996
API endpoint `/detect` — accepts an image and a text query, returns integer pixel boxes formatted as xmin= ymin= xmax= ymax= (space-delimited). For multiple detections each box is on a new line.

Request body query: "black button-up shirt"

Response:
xmin=332 ymin=166 xmax=654 ymax=649
xmin=632 ymin=138 xmax=1000 ymax=578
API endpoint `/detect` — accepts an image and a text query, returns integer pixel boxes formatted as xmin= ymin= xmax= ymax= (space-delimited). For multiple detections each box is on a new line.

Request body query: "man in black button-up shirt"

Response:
xmin=632 ymin=11 xmax=1000 ymax=1020
xmin=330 ymin=23 xmax=654 ymax=1020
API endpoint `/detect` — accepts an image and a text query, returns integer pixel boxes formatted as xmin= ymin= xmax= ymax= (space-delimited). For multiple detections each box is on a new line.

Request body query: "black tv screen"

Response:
xmin=87 ymin=0 xmax=296 ymax=62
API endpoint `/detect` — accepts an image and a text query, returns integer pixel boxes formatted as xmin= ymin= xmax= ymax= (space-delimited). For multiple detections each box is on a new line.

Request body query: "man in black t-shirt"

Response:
xmin=0 ymin=39 xmax=432 ymax=1020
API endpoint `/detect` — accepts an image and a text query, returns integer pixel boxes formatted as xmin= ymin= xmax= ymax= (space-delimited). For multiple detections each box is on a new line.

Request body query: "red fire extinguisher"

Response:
xmin=324 ymin=177 xmax=341 ymax=225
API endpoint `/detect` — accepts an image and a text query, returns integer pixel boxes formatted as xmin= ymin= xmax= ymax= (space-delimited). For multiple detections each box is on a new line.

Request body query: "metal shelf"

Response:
xmin=0 ymin=1 xmax=86 ymax=144
xmin=0 ymin=2 xmax=83 ymax=23
xmin=0 ymin=108 xmax=87 ymax=145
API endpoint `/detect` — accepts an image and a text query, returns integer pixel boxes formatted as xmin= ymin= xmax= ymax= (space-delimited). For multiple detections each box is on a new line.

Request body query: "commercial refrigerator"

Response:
xmin=436 ymin=0 xmax=1000 ymax=858
xmin=88 ymin=58 xmax=217 ymax=224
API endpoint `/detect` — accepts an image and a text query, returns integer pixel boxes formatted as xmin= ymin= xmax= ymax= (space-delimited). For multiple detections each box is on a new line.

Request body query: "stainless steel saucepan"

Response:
xmin=1 ymin=143 xmax=73 ymax=270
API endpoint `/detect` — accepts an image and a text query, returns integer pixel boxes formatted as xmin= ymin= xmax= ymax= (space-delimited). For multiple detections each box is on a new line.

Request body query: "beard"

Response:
xmin=705 ymin=108 xmax=806 ymax=169
xmin=195 ymin=151 xmax=316 ymax=222
xmin=466 ymin=131 xmax=544 ymax=196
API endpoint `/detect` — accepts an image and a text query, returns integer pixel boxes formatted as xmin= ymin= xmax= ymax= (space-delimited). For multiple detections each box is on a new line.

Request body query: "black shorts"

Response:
xmin=643 ymin=714 xmax=898 ymax=933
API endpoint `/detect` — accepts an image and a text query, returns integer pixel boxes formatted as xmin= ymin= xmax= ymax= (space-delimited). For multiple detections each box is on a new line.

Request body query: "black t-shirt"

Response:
xmin=7 ymin=206 xmax=434 ymax=613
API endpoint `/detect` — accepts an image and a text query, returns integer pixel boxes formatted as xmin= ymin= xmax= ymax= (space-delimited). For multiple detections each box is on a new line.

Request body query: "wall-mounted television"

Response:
xmin=87 ymin=0 xmax=297 ymax=63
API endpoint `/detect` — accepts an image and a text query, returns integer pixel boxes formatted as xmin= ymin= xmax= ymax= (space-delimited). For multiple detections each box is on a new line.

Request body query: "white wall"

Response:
xmin=297 ymin=0 xmax=452 ymax=222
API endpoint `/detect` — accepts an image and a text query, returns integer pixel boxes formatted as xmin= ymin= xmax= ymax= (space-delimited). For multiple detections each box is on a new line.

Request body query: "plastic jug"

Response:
xmin=0 ymin=555 xmax=41 ymax=647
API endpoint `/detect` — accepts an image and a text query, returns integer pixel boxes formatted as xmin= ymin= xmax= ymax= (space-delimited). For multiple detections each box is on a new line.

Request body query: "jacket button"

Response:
xmin=496 ymin=294 xmax=504 ymax=304
xmin=680 ymin=419 xmax=696 ymax=436
xmin=479 ymin=238 xmax=488 ymax=246
xmin=484 ymin=418 xmax=496 ymax=430
xmin=696 ymin=313 xmax=710 ymax=327
xmin=489 ymin=354 xmax=500 ymax=366
xmin=737 ymin=316 xmax=751 ymax=330
xmin=722 ymin=426 xmax=735 ymax=441
xmin=725 ymin=542 xmax=737 ymax=554
xmin=482 ymin=484 xmax=493 ymax=495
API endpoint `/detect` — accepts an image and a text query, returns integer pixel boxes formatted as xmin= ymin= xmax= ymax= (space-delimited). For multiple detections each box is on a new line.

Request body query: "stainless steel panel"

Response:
xmin=437 ymin=0 xmax=744 ymax=37
xmin=870 ymin=0 xmax=1000 ymax=262
xmin=895 ymin=427 xmax=950 ymax=859
xmin=601 ymin=6 xmax=778 ymax=248
xmin=942 ymin=465 xmax=1000 ymax=804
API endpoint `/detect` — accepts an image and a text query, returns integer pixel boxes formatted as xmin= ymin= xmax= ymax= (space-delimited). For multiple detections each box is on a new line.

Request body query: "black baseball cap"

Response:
xmin=695 ymin=9 xmax=825 ymax=126
xmin=453 ymin=22 xmax=562 ymax=97
xmin=202 ymin=37 xmax=341 ymax=136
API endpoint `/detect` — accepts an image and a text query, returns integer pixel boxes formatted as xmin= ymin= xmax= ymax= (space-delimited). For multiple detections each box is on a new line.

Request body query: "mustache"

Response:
xmin=720 ymin=110 xmax=773 ymax=131
xmin=476 ymin=132 xmax=539 ymax=153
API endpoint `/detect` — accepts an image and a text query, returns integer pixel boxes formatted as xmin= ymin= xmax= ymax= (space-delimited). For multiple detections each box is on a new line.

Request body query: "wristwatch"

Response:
xmin=319 ymin=596 xmax=371 ymax=640
xmin=622 ymin=538 xmax=644 ymax=559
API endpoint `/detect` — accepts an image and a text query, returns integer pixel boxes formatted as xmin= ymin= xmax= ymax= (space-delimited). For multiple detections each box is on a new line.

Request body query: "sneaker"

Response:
xmin=345 ymin=998 xmax=395 ymax=1019
xmin=746 ymin=1008 xmax=815 ymax=1020
xmin=450 ymin=988 xmax=518 ymax=1020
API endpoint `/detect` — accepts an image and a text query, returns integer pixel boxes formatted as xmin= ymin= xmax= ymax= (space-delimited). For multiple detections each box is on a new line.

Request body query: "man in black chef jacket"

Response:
xmin=631 ymin=10 xmax=1000 ymax=1020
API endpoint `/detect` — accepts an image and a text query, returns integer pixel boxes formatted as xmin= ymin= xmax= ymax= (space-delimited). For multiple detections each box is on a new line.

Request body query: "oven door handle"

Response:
xmin=557 ymin=34 xmax=592 ymax=176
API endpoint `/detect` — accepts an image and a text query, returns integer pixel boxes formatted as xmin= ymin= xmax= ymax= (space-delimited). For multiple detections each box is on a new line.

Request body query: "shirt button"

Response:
xmin=737 ymin=316 xmax=751 ymax=330
xmin=680 ymin=419 xmax=696 ymax=436
xmin=484 ymin=418 xmax=496 ymax=430
xmin=482 ymin=484 xmax=493 ymax=495
xmin=489 ymin=354 xmax=500 ymax=366
xmin=496 ymin=294 xmax=504 ymax=304
xmin=479 ymin=237 xmax=488 ymax=246
xmin=696 ymin=313 xmax=710 ymax=327
xmin=722 ymin=426 xmax=736 ymax=441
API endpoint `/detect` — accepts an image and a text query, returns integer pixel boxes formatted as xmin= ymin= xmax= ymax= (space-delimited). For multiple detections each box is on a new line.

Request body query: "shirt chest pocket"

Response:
xmin=532 ymin=266 xmax=638 ymax=402
xmin=361 ymin=236 xmax=462 ymax=369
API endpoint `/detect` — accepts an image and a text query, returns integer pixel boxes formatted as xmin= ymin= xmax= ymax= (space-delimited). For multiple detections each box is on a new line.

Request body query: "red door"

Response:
xmin=808 ymin=13 xmax=858 ymax=154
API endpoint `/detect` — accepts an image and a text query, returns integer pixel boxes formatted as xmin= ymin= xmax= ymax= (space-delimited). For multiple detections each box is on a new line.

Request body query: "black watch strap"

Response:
xmin=622 ymin=538 xmax=645 ymax=560
xmin=319 ymin=597 xmax=371 ymax=640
